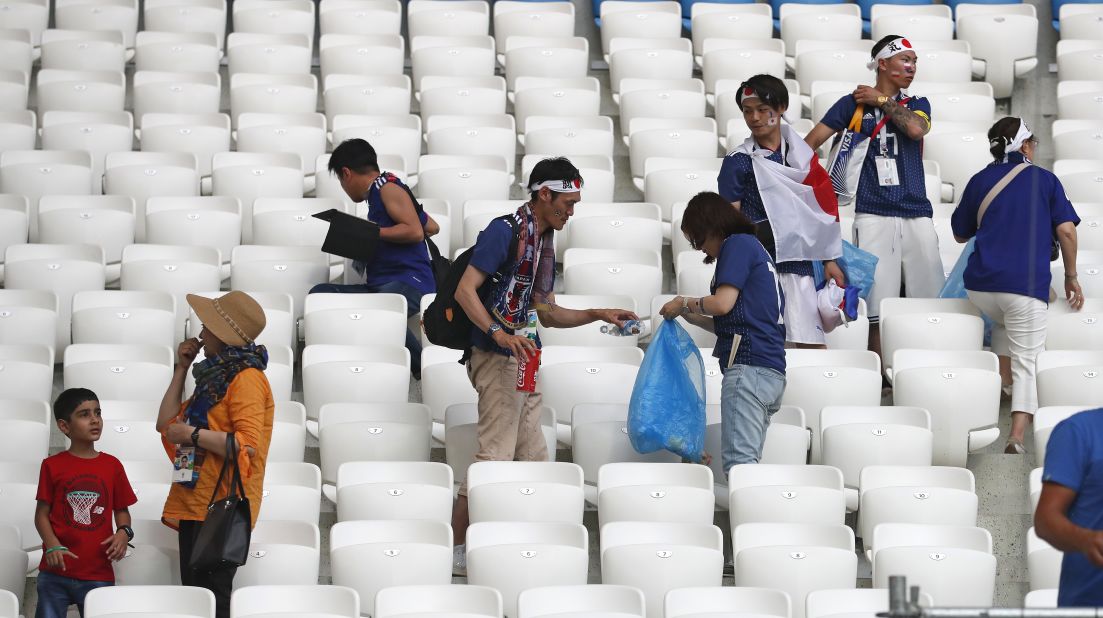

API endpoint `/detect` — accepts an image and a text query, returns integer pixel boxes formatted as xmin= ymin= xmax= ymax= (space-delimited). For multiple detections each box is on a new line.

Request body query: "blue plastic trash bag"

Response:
xmin=939 ymin=238 xmax=974 ymax=299
xmin=940 ymin=238 xmax=994 ymax=346
xmin=627 ymin=320 xmax=706 ymax=462
xmin=813 ymin=240 xmax=878 ymax=301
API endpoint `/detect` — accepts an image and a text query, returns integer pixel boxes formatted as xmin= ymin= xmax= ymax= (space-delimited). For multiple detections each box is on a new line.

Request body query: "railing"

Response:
xmin=881 ymin=576 xmax=1103 ymax=618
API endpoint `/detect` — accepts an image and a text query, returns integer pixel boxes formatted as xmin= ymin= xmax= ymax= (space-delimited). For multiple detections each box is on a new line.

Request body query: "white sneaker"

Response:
xmin=452 ymin=543 xmax=467 ymax=576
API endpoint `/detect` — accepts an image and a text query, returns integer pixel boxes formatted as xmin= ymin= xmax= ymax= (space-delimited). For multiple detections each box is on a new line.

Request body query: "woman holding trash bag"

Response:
xmin=156 ymin=291 xmax=275 ymax=618
xmin=660 ymin=191 xmax=787 ymax=475
xmin=950 ymin=117 xmax=1083 ymax=455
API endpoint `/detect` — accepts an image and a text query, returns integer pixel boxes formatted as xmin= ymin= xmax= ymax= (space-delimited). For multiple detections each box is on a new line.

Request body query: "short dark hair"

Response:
xmin=680 ymin=191 xmax=757 ymax=264
xmin=53 ymin=388 xmax=99 ymax=423
xmin=328 ymin=138 xmax=379 ymax=176
xmin=527 ymin=157 xmax=583 ymax=201
xmin=737 ymin=74 xmax=789 ymax=112
xmin=988 ymin=116 xmax=1029 ymax=162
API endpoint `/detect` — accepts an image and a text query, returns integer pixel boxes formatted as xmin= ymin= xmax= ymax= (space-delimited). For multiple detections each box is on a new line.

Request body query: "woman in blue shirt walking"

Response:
xmin=950 ymin=117 xmax=1084 ymax=455
xmin=660 ymin=191 xmax=787 ymax=475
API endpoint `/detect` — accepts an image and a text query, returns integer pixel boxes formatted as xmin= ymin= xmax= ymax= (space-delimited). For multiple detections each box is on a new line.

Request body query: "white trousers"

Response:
xmin=779 ymin=273 xmax=825 ymax=345
xmin=853 ymin=213 xmax=946 ymax=322
xmin=966 ymin=290 xmax=1048 ymax=414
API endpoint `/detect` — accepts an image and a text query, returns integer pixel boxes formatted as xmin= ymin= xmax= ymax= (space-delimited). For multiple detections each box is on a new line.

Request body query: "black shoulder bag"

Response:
xmin=188 ymin=433 xmax=252 ymax=571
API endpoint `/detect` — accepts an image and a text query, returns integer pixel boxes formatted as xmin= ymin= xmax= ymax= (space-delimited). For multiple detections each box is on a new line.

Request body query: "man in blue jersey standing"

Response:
xmin=1036 ymin=408 xmax=1103 ymax=607
xmin=309 ymin=138 xmax=440 ymax=380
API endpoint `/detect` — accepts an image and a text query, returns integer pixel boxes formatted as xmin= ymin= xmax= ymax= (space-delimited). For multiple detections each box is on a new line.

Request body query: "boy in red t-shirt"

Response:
xmin=34 ymin=388 xmax=137 ymax=618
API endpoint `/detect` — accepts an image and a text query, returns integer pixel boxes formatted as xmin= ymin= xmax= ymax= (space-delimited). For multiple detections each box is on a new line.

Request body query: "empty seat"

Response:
xmin=0 ymin=400 xmax=49 ymax=464
xmin=858 ymin=466 xmax=978 ymax=550
xmin=229 ymin=73 xmax=317 ymax=128
xmin=71 ymin=290 xmax=175 ymax=348
xmin=237 ymin=113 xmax=327 ymax=176
xmin=667 ymin=587 xmax=791 ymax=618
xmin=212 ymin=151 xmax=305 ymax=243
xmin=729 ymin=465 xmax=846 ymax=530
xmin=84 ymin=585 xmax=215 ymax=618
xmin=330 ymin=520 xmax=453 ymax=618
xmin=103 ymin=152 xmax=201 ymax=242
xmin=779 ymin=350 xmax=883 ymax=463
xmin=231 ymin=585 xmax=360 ymax=618
xmin=40 ymin=29 xmax=126 ymax=72
xmin=519 ymin=585 xmax=645 ymax=618
xmin=0 ymin=290 xmax=58 ymax=353
xmin=538 ymin=359 xmax=640 ymax=444
xmin=4 ymin=243 xmax=105 ymax=352
xmin=323 ymin=74 xmax=413 ymax=123
xmin=233 ymin=0 xmax=316 ymax=48
xmin=134 ymin=71 xmax=223 ymax=118
xmin=891 ymin=350 xmax=1001 ymax=466
xmin=317 ymin=403 xmax=432 ymax=486
xmin=597 ymin=462 xmax=714 ymax=526
xmin=120 ymin=244 xmax=222 ymax=339
xmin=0 ymin=150 xmax=93 ymax=241
xmin=54 ymin=0 xmax=138 ymax=48
xmin=63 ymin=344 xmax=173 ymax=400
xmin=0 ymin=344 xmax=54 ymax=403
xmin=601 ymin=521 xmax=724 ymax=618
xmin=143 ymin=197 xmax=240 ymax=273
xmin=410 ymin=36 xmax=496 ymax=94
xmin=36 ymin=69 xmax=125 ymax=114
xmin=304 ymin=345 xmax=412 ymax=422
xmin=138 ymin=113 xmax=231 ymax=178
xmin=255 ymin=462 xmax=322 ymax=524
xmin=467 ymin=521 xmax=589 ymax=618
xmin=134 ymin=31 xmax=221 ymax=73
xmin=0 ymin=110 xmax=35 ymax=153
xmin=468 ymin=461 xmax=585 ymax=524
xmin=375 ymin=584 xmax=503 ymax=618
xmin=144 ymin=0 xmax=228 ymax=51
xmin=879 ymin=298 xmax=984 ymax=379
xmin=227 ymin=33 xmax=311 ymax=75
xmin=37 ymin=195 xmax=135 ymax=272
xmin=1036 ymin=350 xmax=1103 ymax=407
xmin=870 ymin=523 xmax=996 ymax=607
xmin=732 ymin=523 xmax=858 ymax=618
xmin=336 ymin=461 xmax=453 ymax=522
xmin=820 ymin=406 xmax=933 ymax=510
xmin=112 ymin=518 xmax=180 ymax=585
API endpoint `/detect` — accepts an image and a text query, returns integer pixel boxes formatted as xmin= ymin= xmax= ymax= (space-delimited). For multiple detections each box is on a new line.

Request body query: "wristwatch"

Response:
xmin=487 ymin=322 xmax=503 ymax=337
xmin=119 ymin=525 xmax=134 ymax=541
xmin=876 ymin=95 xmax=890 ymax=106
xmin=190 ymin=426 xmax=201 ymax=447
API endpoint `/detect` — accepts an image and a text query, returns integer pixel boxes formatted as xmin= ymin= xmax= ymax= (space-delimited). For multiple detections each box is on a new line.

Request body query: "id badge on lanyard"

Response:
xmin=873 ymin=109 xmax=900 ymax=187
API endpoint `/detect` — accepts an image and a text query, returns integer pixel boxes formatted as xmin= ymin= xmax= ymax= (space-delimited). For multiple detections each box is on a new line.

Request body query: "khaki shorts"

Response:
xmin=456 ymin=347 xmax=549 ymax=496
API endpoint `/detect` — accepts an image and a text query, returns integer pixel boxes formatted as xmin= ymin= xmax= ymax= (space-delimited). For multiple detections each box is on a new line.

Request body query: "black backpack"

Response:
xmin=423 ymin=215 xmax=520 ymax=350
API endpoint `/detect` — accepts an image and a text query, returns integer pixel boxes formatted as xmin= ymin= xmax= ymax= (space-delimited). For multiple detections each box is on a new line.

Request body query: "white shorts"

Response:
xmin=853 ymin=213 xmax=946 ymax=322
xmin=779 ymin=272 xmax=825 ymax=345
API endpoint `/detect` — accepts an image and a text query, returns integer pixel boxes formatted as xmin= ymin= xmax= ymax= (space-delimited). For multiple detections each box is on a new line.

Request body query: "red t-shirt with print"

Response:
xmin=36 ymin=451 xmax=137 ymax=582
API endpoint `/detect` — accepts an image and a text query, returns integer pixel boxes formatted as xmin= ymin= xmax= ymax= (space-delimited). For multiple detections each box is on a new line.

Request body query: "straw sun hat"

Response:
xmin=185 ymin=291 xmax=266 ymax=347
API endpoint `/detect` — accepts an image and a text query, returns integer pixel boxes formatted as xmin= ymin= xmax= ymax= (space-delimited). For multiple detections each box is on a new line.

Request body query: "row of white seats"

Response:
xmin=0 ymin=513 xmax=1001 ymax=618
xmin=12 ymin=581 xmax=1056 ymax=618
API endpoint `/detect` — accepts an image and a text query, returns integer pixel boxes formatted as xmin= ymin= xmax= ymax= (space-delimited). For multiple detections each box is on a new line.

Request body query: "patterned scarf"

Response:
xmin=180 ymin=343 xmax=268 ymax=488
xmin=490 ymin=203 xmax=556 ymax=329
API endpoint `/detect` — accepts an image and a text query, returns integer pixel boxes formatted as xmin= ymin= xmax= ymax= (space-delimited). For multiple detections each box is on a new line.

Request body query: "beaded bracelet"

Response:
xmin=44 ymin=546 xmax=68 ymax=555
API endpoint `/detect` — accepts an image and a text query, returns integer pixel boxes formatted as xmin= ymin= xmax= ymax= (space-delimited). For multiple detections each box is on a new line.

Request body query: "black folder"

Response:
xmin=312 ymin=209 xmax=381 ymax=263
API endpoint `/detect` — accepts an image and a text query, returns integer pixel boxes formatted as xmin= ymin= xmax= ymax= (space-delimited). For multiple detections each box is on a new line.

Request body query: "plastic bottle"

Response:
xmin=601 ymin=319 xmax=642 ymax=336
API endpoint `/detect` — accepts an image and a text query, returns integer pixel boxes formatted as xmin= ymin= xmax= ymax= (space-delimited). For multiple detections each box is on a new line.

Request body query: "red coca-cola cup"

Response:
xmin=516 ymin=348 xmax=541 ymax=393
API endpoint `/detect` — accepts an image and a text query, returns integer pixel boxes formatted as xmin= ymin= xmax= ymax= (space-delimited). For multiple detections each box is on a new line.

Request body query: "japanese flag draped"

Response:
xmin=735 ymin=125 xmax=843 ymax=263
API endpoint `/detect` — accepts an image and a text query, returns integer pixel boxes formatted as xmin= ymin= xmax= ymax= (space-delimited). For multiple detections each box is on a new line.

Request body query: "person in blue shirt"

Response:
xmin=1036 ymin=408 xmax=1103 ymax=607
xmin=951 ymin=117 xmax=1083 ymax=454
xmin=718 ymin=74 xmax=845 ymax=349
xmin=805 ymin=35 xmax=945 ymax=361
xmin=308 ymin=138 xmax=441 ymax=380
xmin=448 ymin=157 xmax=638 ymax=575
xmin=661 ymin=191 xmax=787 ymax=475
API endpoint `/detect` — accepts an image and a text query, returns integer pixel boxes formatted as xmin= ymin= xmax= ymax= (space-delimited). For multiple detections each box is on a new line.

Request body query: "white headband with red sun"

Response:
xmin=866 ymin=37 xmax=914 ymax=71
xmin=530 ymin=178 xmax=584 ymax=193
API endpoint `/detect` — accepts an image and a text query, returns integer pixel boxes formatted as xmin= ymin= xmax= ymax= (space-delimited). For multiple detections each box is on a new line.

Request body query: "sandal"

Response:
xmin=1004 ymin=437 xmax=1026 ymax=455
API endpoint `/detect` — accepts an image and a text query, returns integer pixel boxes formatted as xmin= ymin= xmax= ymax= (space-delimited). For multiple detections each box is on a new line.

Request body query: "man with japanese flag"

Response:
xmin=718 ymin=74 xmax=845 ymax=348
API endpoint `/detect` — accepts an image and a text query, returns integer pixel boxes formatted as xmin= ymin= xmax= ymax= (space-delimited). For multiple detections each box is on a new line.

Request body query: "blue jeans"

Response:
xmin=308 ymin=280 xmax=424 ymax=377
xmin=35 ymin=570 xmax=112 ymax=618
xmin=720 ymin=364 xmax=787 ymax=476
